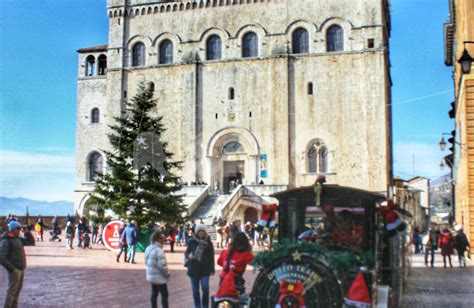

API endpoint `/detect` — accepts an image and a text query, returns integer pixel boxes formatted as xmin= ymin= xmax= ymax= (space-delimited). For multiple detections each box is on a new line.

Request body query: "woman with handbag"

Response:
xmin=184 ymin=224 xmax=215 ymax=308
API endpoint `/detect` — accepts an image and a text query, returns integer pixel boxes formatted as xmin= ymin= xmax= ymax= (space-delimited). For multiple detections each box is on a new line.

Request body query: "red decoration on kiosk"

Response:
xmin=379 ymin=200 xmax=406 ymax=237
xmin=275 ymin=280 xmax=306 ymax=308
xmin=257 ymin=196 xmax=279 ymax=232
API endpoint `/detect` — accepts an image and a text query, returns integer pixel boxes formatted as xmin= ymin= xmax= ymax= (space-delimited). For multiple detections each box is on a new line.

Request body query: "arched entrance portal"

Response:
xmin=207 ymin=127 xmax=260 ymax=194
xmin=83 ymin=198 xmax=99 ymax=217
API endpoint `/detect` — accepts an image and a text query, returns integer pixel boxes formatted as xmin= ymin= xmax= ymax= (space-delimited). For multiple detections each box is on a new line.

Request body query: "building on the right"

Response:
xmin=444 ymin=0 xmax=474 ymax=256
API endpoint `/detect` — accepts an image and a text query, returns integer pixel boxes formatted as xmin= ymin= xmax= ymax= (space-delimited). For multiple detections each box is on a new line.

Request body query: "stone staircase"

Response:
xmin=189 ymin=194 xmax=229 ymax=241
xmin=189 ymin=194 xmax=229 ymax=224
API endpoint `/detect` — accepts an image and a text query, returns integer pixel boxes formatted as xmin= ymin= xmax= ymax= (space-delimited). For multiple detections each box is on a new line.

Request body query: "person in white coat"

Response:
xmin=145 ymin=230 xmax=170 ymax=308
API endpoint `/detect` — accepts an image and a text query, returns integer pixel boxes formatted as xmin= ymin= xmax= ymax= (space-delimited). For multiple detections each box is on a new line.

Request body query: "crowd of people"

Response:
xmin=145 ymin=222 xmax=254 ymax=308
xmin=3 ymin=211 xmax=471 ymax=308
xmin=413 ymin=223 xmax=471 ymax=268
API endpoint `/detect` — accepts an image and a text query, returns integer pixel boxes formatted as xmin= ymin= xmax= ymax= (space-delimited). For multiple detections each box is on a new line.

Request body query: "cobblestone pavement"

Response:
xmin=0 ymin=239 xmax=257 ymax=308
xmin=401 ymin=251 xmax=474 ymax=308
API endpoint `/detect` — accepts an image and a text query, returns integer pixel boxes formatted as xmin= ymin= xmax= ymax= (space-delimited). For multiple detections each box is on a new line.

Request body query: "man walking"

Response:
xmin=122 ymin=220 xmax=138 ymax=264
xmin=0 ymin=221 xmax=27 ymax=308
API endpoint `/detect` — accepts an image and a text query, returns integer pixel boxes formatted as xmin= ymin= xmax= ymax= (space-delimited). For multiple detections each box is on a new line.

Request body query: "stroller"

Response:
xmin=82 ymin=232 xmax=91 ymax=249
xmin=49 ymin=227 xmax=62 ymax=242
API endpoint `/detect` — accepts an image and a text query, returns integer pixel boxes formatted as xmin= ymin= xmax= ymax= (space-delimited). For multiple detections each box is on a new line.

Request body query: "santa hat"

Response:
xmin=345 ymin=271 xmax=371 ymax=307
xmin=214 ymin=270 xmax=239 ymax=301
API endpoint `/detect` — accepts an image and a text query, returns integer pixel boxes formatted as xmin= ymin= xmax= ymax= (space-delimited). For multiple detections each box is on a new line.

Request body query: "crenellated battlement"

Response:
xmin=108 ymin=0 xmax=274 ymax=18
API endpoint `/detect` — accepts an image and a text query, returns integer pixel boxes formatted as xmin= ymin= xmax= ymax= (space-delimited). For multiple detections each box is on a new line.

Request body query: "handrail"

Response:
xmin=220 ymin=184 xmax=245 ymax=218
xmin=186 ymin=184 xmax=211 ymax=216
xmin=220 ymin=185 xmax=264 ymax=219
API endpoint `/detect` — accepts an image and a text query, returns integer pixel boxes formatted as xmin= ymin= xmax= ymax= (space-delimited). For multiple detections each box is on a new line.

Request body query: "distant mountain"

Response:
xmin=0 ymin=196 xmax=74 ymax=216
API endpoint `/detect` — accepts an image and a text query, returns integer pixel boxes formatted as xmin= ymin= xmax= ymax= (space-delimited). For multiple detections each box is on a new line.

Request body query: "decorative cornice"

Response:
xmin=108 ymin=0 xmax=272 ymax=19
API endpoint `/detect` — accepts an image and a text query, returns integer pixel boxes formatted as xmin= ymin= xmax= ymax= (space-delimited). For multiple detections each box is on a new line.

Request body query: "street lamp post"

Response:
xmin=439 ymin=132 xmax=456 ymax=224
xmin=458 ymin=41 xmax=474 ymax=74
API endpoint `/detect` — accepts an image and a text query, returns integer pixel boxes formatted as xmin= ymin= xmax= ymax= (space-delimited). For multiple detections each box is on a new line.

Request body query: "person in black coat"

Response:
xmin=184 ymin=224 xmax=215 ymax=308
xmin=454 ymin=225 xmax=470 ymax=267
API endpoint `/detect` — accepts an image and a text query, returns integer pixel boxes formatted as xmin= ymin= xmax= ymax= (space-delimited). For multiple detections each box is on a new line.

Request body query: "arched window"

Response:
xmin=307 ymin=82 xmax=313 ymax=95
xmin=159 ymin=40 xmax=173 ymax=64
xmin=319 ymin=147 xmax=328 ymax=173
xmin=242 ymin=32 xmax=258 ymax=58
xmin=307 ymin=139 xmax=328 ymax=173
xmin=206 ymin=35 xmax=222 ymax=60
xmin=98 ymin=55 xmax=107 ymax=75
xmin=88 ymin=152 xmax=103 ymax=181
xmin=229 ymin=87 xmax=235 ymax=100
xmin=148 ymin=82 xmax=155 ymax=92
xmin=132 ymin=42 xmax=145 ymax=66
xmin=85 ymin=55 xmax=96 ymax=76
xmin=327 ymin=25 xmax=344 ymax=52
xmin=222 ymin=141 xmax=245 ymax=154
xmin=91 ymin=108 xmax=100 ymax=123
xmin=292 ymin=28 xmax=309 ymax=54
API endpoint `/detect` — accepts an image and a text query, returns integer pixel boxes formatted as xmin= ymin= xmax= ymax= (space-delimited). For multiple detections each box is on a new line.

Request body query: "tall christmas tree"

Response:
xmin=90 ymin=82 xmax=186 ymax=227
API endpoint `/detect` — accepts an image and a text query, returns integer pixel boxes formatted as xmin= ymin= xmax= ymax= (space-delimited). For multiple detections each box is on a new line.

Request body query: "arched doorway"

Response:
xmin=207 ymin=127 xmax=260 ymax=194
xmin=244 ymin=207 xmax=258 ymax=224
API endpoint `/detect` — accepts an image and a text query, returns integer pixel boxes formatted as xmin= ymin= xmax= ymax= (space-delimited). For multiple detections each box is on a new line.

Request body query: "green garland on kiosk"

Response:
xmin=253 ymin=240 xmax=374 ymax=274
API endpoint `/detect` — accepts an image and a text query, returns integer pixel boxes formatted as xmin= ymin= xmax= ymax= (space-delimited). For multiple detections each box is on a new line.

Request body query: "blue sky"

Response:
xmin=0 ymin=0 xmax=453 ymax=201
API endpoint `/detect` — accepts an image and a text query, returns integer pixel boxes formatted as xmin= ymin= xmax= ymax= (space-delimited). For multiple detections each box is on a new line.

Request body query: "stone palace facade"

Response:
xmin=74 ymin=0 xmax=393 ymax=217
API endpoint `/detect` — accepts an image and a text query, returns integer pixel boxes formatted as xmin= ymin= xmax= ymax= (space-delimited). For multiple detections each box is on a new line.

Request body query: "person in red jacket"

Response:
xmin=217 ymin=232 xmax=254 ymax=295
xmin=438 ymin=228 xmax=454 ymax=268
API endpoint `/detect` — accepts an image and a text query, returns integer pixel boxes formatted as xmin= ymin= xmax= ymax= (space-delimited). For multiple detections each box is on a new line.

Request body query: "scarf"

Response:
xmin=193 ymin=237 xmax=208 ymax=262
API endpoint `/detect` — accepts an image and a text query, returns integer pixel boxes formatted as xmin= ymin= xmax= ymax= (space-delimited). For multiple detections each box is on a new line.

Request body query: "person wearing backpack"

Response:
xmin=0 ymin=221 xmax=27 ymax=308
xmin=439 ymin=228 xmax=455 ymax=268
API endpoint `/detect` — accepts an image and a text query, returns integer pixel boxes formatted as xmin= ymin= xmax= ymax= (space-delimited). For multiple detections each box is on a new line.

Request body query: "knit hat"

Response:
xmin=454 ymin=224 xmax=463 ymax=232
xmin=345 ymin=271 xmax=371 ymax=307
xmin=195 ymin=224 xmax=206 ymax=234
xmin=8 ymin=221 xmax=22 ymax=232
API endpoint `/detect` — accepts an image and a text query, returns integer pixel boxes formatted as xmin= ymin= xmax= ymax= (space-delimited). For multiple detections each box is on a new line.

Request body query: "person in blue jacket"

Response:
xmin=122 ymin=220 xmax=138 ymax=264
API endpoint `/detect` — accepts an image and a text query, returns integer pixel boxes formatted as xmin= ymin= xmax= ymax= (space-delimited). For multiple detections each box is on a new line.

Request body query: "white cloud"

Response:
xmin=0 ymin=150 xmax=74 ymax=175
xmin=0 ymin=150 xmax=75 ymax=201
xmin=393 ymin=142 xmax=448 ymax=179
